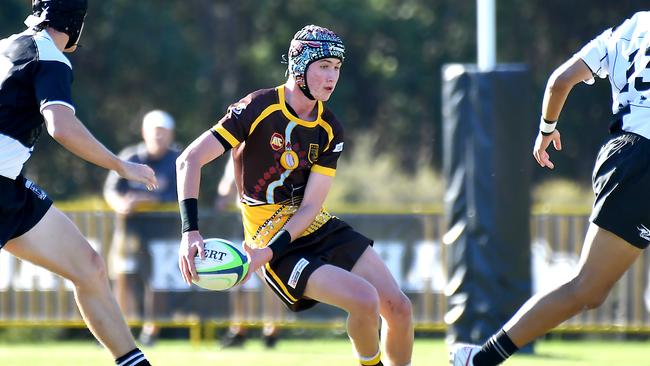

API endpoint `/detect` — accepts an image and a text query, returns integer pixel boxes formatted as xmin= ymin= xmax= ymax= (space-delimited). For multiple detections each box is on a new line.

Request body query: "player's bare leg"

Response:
xmin=504 ymin=224 xmax=641 ymax=346
xmin=352 ymin=247 xmax=414 ymax=366
xmin=4 ymin=206 xmax=138 ymax=358
xmin=304 ymin=264 xmax=382 ymax=362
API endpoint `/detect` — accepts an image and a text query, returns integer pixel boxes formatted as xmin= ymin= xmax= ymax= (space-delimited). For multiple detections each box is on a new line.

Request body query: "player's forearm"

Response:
xmin=176 ymin=152 xmax=205 ymax=235
xmin=264 ymin=202 xmax=323 ymax=263
xmin=542 ymin=57 xmax=593 ymax=121
xmin=176 ymin=153 xmax=203 ymax=200
xmin=177 ymin=131 xmax=227 ymax=200
xmin=542 ymin=75 xmax=573 ymax=121
xmin=283 ymin=202 xmax=322 ymax=239
xmin=281 ymin=173 xmax=332 ymax=239
xmin=47 ymin=113 xmax=122 ymax=172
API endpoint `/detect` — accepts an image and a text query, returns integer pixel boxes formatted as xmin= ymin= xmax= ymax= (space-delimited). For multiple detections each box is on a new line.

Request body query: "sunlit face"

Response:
xmin=142 ymin=126 xmax=174 ymax=158
xmin=305 ymin=58 xmax=342 ymax=101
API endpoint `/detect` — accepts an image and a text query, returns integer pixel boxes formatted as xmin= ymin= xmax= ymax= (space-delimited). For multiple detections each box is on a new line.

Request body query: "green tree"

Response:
xmin=0 ymin=0 xmax=643 ymax=203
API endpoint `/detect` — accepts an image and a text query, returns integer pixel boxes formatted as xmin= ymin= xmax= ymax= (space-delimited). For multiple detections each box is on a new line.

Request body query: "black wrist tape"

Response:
xmin=179 ymin=198 xmax=199 ymax=233
xmin=268 ymin=229 xmax=292 ymax=262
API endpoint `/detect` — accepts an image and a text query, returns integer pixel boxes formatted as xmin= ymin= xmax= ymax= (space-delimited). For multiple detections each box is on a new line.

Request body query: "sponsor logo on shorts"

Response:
xmin=638 ymin=224 xmax=650 ymax=241
xmin=24 ymin=179 xmax=47 ymax=200
xmin=288 ymin=258 xmax=309 ymax=289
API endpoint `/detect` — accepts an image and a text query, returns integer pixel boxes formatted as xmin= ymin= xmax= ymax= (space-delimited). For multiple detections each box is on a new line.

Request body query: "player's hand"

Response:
xmin=178 ymin=230 xmax=205 ymax=285
xmin=533 ymin=130 xmax=562 ymax=169
xmin=117 ymin=160 xmax=158 ymax=191
xmin=240 ymin=244 xmax=273 ymax=284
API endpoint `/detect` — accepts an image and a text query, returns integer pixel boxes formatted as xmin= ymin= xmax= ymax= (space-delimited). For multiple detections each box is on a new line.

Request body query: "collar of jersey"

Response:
xmin=277 ymin=85 xmax=323 ymax=128
xmin=35 ymin=29 xmax=55 ymax=44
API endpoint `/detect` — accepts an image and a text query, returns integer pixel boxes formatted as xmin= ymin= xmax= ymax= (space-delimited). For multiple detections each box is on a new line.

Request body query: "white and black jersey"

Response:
xmin=577 ymin=12 xmax=650 ymax=138
xmin=0 ymin=29 xmax=75 ymax=180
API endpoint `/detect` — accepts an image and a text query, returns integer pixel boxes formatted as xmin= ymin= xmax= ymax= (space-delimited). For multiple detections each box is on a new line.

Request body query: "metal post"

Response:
xmin=477 ymin=0 xmax=496 ymax=71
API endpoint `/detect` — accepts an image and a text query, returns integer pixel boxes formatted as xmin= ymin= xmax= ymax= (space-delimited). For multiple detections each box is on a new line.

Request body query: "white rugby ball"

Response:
xmin=193 ymin=238 xmax=249 ymax=291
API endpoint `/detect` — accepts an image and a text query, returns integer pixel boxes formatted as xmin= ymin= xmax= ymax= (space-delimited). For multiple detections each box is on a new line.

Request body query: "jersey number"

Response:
xmin=621 ymin=46 xmax=650 ymax=93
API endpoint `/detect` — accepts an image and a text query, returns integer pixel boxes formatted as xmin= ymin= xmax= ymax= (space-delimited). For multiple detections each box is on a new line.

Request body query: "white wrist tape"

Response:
xmin=539 ymin=117 xmax=557 ymax=134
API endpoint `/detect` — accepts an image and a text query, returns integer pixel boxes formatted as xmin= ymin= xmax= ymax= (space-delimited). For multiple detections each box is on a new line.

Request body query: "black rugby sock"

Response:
xmin=473 ymin=330 xmax=519 ymax=366
xmin=115 ymin=348 xmax=151 ymax=366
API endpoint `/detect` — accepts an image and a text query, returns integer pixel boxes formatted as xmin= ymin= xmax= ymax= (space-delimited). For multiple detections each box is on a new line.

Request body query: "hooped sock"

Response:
xmin=115 ymin=348 xmax=151 ymax=366
xmin=473 ymin=329 xmax=519 ymax=366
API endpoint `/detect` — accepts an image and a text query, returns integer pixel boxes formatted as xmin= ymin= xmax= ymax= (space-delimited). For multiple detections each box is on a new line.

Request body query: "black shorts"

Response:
xmin=0 ymin=175 xmax=53 ymax=249
xmin=261 ymin=217 xmax=372 ymax=312
xmin=590 ymin=132 xmax=650 ymax=249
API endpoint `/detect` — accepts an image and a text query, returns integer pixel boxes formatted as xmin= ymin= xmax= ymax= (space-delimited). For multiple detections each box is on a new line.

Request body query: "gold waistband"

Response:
xmin=242 ymin=204 xmax=332 ymax=248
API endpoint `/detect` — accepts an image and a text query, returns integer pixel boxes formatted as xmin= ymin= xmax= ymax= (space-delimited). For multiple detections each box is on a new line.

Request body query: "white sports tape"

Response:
xmin=539 ymin=117 xmax=557 ymax=134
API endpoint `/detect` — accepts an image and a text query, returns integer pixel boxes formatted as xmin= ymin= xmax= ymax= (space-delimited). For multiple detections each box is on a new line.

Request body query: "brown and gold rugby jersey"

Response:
xmin=211 ymin=86 xmax=344 ymax=248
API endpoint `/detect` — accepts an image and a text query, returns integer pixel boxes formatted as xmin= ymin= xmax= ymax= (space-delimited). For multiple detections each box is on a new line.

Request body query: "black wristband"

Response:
xmin=179 ymin=198 xmax=199 ymax=233
xmin=268 ymin=229 xmax=292 ymax=262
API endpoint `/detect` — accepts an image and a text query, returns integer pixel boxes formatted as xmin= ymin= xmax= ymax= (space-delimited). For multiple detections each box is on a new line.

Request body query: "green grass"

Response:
xmin=0 ymin=338 xmax=647 ymax=365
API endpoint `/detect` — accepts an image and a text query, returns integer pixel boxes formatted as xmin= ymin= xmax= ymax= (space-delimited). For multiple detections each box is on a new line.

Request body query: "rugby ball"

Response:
xmin=193 ymin=238 xmax=249 ymax=291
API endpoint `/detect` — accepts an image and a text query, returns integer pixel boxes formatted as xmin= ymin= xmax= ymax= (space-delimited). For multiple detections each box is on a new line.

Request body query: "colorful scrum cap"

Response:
xmin=287 ymin=24 xmax=345 ymax=100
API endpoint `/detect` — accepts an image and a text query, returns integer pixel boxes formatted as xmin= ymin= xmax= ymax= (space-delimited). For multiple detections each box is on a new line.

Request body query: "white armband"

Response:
xmin=539 ymin=116 xmax=557 ymax=135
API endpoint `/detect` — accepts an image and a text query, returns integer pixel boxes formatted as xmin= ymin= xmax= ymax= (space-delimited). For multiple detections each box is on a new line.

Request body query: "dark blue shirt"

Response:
xmin=103 ymin=142 xmax=180 ymax=203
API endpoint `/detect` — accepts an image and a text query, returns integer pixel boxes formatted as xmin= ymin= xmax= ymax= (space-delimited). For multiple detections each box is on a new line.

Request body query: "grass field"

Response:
xmin=0 ymin=337 xmax=648 ymax=365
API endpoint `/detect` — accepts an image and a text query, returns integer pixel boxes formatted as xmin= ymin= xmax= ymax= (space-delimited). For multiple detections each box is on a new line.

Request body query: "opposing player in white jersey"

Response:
xmin=451 ymin=11 xmax=650 ymax=366
xmin=0 ymin=1 xmax=155 ymax=365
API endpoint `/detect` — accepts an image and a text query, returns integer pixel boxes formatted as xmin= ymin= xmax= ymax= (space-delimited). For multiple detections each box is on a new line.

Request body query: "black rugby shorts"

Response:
xmin=261 ymin=217 xmax=372 ymax=312
xmin=0 ymin=175 xmax=52 ymax=249
xmin=590 ymin=132 xmax=650 ymax=249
